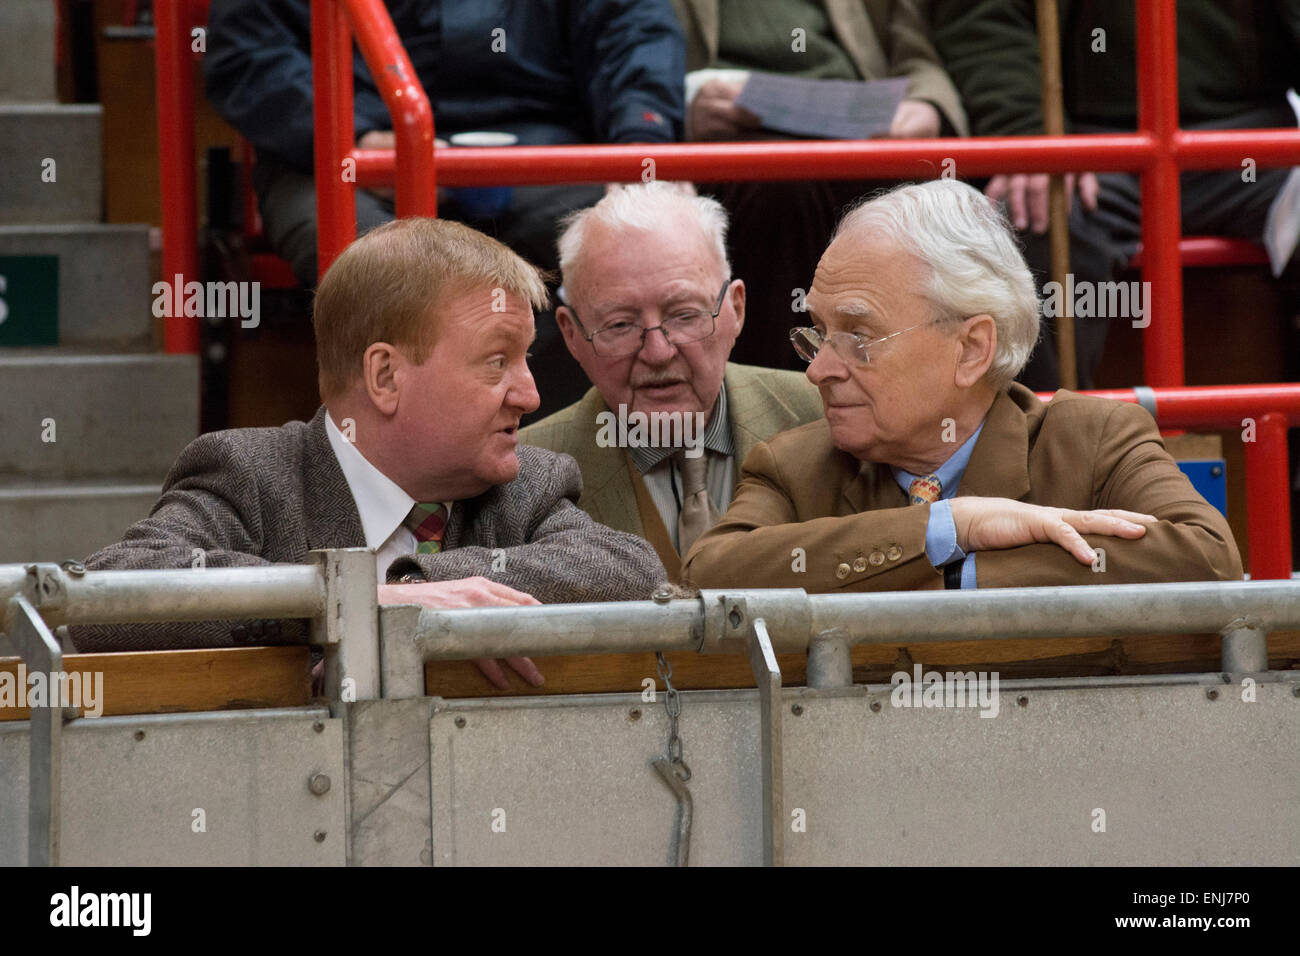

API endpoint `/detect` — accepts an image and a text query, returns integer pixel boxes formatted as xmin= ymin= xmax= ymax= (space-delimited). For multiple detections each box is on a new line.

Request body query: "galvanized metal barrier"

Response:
xmin=3 ymin=553 xmax=1299 ymax=866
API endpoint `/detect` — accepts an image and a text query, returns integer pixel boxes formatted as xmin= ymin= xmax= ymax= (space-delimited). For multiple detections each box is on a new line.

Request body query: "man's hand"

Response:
xmin=377 ymin=577 xmax=545 ymax=690
xmin=887 ymin=99 xmax=941 ymax=139
xmin=687 ymin=80 xmax=761 ymax=140
xmin=950 ymin=497 xmax=1156 ymax=566
xmin=985 ymin=172 xmax=1100 ymax=234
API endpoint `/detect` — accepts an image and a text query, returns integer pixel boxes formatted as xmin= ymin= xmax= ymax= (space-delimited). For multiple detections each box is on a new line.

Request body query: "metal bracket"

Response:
xmin=1220 ymin=618 xmax=1268 ymax=673
xmin=711 ymin=594 xmax=784 ymax=866
xmin=5 ymin=593 xmax=63 ymax=866
xmin=309 ymin=549 xmax=380 ymax=713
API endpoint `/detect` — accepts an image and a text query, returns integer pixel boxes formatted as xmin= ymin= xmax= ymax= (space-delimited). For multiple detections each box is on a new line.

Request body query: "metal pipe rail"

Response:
xmin=376 ymin=579 xmax=1300 ymax=698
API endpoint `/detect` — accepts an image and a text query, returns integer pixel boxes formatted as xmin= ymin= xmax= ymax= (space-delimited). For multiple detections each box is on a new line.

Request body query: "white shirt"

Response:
xmin=324 ymin=411 xmax=450 ymax=582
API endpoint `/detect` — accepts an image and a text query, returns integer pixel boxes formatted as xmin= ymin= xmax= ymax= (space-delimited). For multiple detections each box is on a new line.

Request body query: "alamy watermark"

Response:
xmin=595 ymin=405 xmax=707 ymax=458
xmin=0 ymin=665 xmax=103 ymax=718
xmin=1042 ymin=273 xmax=1151 ymax=329
xmin=890 ymin=664 xmax=1000 ymax=718
xmin=152 ymin=275 xmax=260 ymax=328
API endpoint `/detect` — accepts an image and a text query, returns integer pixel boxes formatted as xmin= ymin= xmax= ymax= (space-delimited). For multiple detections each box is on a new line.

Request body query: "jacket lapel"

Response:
xmin=952 ymin=389 xmax=1033 ymax=501
xmin=826 ymin=0 xmax=890 ymax=81
xmin=302 ymin=407 xmax=366 ymax=551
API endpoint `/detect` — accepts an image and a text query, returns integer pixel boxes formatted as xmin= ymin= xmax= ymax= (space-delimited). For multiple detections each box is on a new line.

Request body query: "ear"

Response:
xmin=555 ymin=305 xmax=587 ymax=358
xmin=727 ymin=279 xmax=746 ymax=338
xmin=362 ymin=341 xmax=402 ymax=416
xmin=954 ymin=314 xmax=997 ymax=389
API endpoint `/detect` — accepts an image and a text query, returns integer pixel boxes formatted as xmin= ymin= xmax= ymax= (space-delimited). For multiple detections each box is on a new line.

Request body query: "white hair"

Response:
xmin=557 ymin=181 xmax=731 ymax=299
xmin=833 ymin=179 xmax=1041 ymax=391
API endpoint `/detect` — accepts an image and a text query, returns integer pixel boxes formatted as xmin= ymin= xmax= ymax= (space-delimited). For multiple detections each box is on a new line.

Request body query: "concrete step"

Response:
xmin=0 ymin=0 xmax=56 ymax=102
xmin=0 ymin=104 xmax=103 ymax=223
xmin=0 ymin=479 xmax=161 ymax=565
xmin=0 ymin=351 xmax=198 ymax=482
xmin=0 ymin=224 xmax=151 ymax=345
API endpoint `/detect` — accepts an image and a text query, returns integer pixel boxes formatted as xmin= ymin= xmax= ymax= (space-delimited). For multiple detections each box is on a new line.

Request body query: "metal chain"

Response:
xmin=656 ymin=651 xmax=690 ymax=780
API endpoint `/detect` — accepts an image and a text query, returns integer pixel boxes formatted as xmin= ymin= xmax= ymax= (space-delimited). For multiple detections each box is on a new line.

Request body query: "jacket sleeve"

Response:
xmin=974 ymin=402 xmax=1244 ymax=587
xmin=69 ymin=433 xmax=303 ymax=651
xmin=386 ymin=453 xmax=669 ymax=602
xmin=929 ymin=0 xmax=1042 ymax=137
xmin=570 ymin=0 xmax=686 ymax=143
xmin=204 ymin=0 xmax=391 ymax=171
xmin=682 ymin=440 xmax=942 ymax=592
xmin=882 ymin=0 xmax=969 ymax=136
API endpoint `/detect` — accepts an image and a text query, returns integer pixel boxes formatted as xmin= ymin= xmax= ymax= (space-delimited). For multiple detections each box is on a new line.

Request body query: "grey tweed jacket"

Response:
xmin=72 ymin=407 xmax=667 ymax=651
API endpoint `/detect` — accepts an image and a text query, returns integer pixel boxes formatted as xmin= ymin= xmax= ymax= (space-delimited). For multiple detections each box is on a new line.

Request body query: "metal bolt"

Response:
xmin=651 ymin=587 xmax=673 ymax=605
xmin=1292 ymin=685 xmax=1300 ymax=698
xmin=1017 ymin=696 xmax=1029 ymax=708
xmin=309 ymin=773 xmax=331 ymax=796
xmin=134 ymin=730 xmax=145 ymax=741
xmin=1210 ymin=465 xmax=1223 ymax=478
xmin=1206 ymin=688 xmax=1219 ymax=701
xmin=791 ymin=704 xmax=804 ymax=716
xmin=628 ymin=708 xmax=642 ymax=721
xmin=870 ymin=700 xmax=882 ymax=713
xmin=454 ymin=716 xmax=467 ymax=728
xmin=313 ymin=720 xmax=325 ymax=733
xmin=727 ymin=607 xmax=742 ymax=629
xmin=313 ymin=830 xmax=327 ymax=843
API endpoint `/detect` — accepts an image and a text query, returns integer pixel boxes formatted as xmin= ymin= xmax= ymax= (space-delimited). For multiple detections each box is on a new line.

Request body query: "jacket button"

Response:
xmin=869 ymin=551 xmax=885 ymax=566
xmin=887 ymin=545 xmax=902 ymax=561
xmin=852 ymin=557 xmax=868 ymax=573
xmin=835 ymin=562 xmax=851 ymax=580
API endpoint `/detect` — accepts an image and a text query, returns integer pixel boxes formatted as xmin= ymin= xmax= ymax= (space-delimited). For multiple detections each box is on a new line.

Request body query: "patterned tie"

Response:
xmin=908 ymin=473 xmax=942 ymax=505
xmin=403 ymin=502 xmax=448 ymax=554
xmin=677 ymin=450 xmax=722 ymax=556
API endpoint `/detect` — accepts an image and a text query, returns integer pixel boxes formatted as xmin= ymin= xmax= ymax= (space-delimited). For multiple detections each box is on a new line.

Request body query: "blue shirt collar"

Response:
xmin=891 ymin=421 xmax=985 ymax=500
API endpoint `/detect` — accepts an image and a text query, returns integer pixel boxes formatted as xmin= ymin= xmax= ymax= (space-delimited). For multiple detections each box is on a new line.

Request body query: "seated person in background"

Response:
xmin=204 ymin=0 xmax=686 ymax=419
xmin=520 ymin=182 xmax=824 ymax=580
xmin=671 ymin=0 xmax=967 ymax=371
xmin=931 ymin=0 xmax=1300 ymax=389
xmin=74 ymin=219 xmax=667 ymax=689
xmin=683 ymin=180 xmax=1243 ymax=591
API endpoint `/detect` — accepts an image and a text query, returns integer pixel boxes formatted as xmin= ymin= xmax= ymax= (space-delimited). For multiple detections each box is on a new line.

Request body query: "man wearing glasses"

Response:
xmin=684 ymin=180 xmax=1242 ymax=592
xmin=520 ymin=182 xmax=823 ymax=580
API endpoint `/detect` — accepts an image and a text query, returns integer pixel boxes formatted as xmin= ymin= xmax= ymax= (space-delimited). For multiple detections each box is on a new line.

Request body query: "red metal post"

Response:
xmin=344 ymin=0 xmax=435 ymax=219
xmin=1244 ymin=412 xmax=1293 ymax=579
xmin=1136 ymin=0 xmax=1184 ymax=386
xmin=154 ymin=0 xmax=200 ymax=353
xmin=312 ymin=0 xmax=357 ymax=279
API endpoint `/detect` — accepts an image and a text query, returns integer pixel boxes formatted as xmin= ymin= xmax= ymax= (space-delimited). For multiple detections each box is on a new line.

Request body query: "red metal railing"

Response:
xmin=1036 ymin=384 xmax=1298 ymax=580
xmin=154 ymin=0 xmax=1296 ymax=573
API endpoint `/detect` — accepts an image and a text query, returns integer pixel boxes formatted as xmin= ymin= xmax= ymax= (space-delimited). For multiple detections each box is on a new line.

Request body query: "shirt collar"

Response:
xmin=627 ymin=382 xmax=737 ymax=474
xmin=891 ymin=421 xmax=986 ymax=499
xmin=324 ymin=410 xmax=418 ymax=550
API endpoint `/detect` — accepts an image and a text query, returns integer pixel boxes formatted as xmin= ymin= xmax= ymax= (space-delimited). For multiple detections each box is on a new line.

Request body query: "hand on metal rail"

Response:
xmin=949 ymin=498 xmax=1155 ymax=565
xmin=986 ymin=172 xmax=1099 ymax=234
xmin=377 ymin=577 xmax=544 ymax=690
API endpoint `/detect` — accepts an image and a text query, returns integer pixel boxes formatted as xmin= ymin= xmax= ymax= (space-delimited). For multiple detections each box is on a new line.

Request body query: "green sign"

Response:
xmin=0 ymin=255 xmax=59 ymax=346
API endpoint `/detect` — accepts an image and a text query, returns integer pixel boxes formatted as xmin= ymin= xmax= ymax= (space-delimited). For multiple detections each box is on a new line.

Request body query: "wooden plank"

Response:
xmin=0 ymin=646 xmax=311 ymax=721
xmin=424 ymin=630 xmax=1300 ymax=698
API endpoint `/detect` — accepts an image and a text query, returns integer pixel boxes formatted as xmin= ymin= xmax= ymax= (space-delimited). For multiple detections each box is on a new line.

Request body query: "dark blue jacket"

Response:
xmin=204 ymin=0 xmax=685 ymax=171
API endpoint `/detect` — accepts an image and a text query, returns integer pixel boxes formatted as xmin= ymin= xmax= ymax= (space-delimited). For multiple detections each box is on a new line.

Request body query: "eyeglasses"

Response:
xmin=568 ymin=279 xmax=732 ymax=358
xmin=789 ymin=318 xmax=943 ymax=367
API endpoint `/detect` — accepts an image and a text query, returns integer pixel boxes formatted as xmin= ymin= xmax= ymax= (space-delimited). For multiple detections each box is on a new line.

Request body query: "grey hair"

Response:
xmin=832 ymin=179 xmax=1041 ymax=391
xmin=556 ymin=181 xmax=731 ymax=299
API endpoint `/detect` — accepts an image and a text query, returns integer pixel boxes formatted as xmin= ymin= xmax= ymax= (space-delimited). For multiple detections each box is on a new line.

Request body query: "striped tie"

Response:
xmin=908 ymin=474 xmax=942 ymax=505
xmin=404 ymin=502 xmax=448 ymax=554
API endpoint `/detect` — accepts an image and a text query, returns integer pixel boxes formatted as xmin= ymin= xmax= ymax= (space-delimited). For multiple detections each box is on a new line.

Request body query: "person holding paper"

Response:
xmin=668 ymin=0 xmax=967 ymax=372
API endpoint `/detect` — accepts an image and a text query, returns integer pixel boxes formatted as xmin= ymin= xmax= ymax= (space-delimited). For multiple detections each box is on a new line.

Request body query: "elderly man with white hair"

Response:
xmin=684 ymin=179 xmax=1242 ymax=591
xmin=520 ymin=182 xmax=824 ymax=579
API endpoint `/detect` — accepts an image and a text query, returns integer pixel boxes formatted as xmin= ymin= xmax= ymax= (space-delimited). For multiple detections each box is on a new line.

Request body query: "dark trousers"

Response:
xmin=253 ymin=154 xmax=603 ymax=421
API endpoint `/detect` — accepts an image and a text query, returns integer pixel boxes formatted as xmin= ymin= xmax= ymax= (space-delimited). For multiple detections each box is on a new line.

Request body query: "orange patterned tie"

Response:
xmin=908 ymin=474 xmax=942 ymax=505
